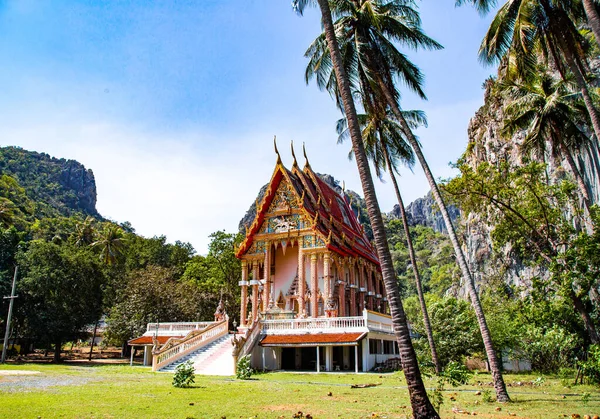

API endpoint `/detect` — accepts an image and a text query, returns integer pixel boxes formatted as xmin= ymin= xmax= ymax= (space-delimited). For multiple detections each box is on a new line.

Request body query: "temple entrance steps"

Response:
xmin=159 ymin=334 xmax=233 ymax=375
xmin=193 ymin=335 xmax=235 ymax=376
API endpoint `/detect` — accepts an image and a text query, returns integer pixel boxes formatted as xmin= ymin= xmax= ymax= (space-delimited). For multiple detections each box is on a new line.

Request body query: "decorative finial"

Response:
xmin=291 ymin=141 xmax=298 ymax=167
xmin=303 ymin=142 xmax=310 ymax=168
xmin=342 ymin=181 xmax=346 ymax=194
xmin=274 ymin=135 xmax=282 ymax=164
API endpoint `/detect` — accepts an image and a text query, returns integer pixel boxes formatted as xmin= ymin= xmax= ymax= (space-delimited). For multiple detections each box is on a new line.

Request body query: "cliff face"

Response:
xmin=0 ymin=146 xmax=99 ymax=218
xmin=458 ymin=79 xmax=600 ymax=294
xmin=389 ymin=191 xmax=460 ymax=234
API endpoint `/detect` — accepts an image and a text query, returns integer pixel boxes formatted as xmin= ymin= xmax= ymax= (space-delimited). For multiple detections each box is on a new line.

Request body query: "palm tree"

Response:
xmin=92 ymin=224 xmax=124 ymax=265
xmin=294 ymin=0 xmax=440 ymax=416
xmin=465 ymin=0 xmax=600 ymax=146
xmin=303 ymin=0 xmax=510 ymax=402
xmin=501 ymin=71 xmax=594 ymax=211
xmin=73 ymin=216 xmax=96 ymax=247
xmin=337 ymin=109 xmax=442 ymax=374
xmin=581 ymin=0 xmax=600 ymax=51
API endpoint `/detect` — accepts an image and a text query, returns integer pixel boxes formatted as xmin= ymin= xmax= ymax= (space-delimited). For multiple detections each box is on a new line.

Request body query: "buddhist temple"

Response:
xmin=135 ymin=142 xmax=399 ymax=374
xmin=234 ymin=142 xmax=399 ymax=372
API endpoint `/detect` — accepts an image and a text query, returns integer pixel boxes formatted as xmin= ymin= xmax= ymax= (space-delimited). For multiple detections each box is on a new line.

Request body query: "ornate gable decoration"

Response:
xmin=267 ymin=180 xmax=297 ymax=214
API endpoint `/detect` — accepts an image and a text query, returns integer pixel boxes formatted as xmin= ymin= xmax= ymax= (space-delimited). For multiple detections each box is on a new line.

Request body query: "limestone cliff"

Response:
xmin=389 ymin=191 xmax=460 ymax=234
xmin=0 ymin=146 xmax=99 ymax=218
xmin=458 ymin=78 xmax=600 ymax=293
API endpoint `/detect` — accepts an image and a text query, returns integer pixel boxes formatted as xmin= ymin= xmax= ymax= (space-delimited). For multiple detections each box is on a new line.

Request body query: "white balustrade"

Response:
xmin=146 ymin=322 xmax=214 ymax=334
xmin=261 ymin=316 xmax=367 ymax=335
xmin=152 ymin=319 xmax=229 ymax=371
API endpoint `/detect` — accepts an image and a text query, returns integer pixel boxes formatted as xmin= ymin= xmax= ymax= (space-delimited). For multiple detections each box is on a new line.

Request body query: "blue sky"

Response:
xmin=0 ymin=0 xmax=498 ymax=254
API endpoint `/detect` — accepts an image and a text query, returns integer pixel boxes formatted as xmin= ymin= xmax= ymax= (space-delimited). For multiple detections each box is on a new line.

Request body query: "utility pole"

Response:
xmin=1 ymin=266 xmax=18 ymax=363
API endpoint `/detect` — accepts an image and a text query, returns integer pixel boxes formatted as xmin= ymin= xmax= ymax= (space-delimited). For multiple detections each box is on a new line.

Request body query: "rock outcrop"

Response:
xmin=389 ymin=191 xmax=460 ymax=234
xmin=0 ymin=146 xmax=99 ymax=217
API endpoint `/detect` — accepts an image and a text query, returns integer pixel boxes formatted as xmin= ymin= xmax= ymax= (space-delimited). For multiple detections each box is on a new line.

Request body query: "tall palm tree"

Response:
xmin=294 ymin=1 xmax=440 ymax=416
xmin=465 ymin=0 xmax=600 ymax=145
xmin=92 ymin=224 xmax=124 ymax=265
xmin=337 ymin=109 xmax=442 ymax=374
xmin=501 ymin=71 xmax=594 ymax=211
xmin=303 ymin=0 xmax=510 ymax=402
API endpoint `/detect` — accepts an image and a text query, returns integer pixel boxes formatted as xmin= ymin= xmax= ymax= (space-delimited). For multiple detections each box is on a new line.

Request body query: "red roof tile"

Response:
xmin=260 ymin=332 xmax=365 ymax=346
xmin=128 ymin=335 xmax=183 ymax=345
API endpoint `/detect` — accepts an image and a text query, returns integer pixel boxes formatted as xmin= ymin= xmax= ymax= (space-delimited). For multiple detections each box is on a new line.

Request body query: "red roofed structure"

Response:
xmin=233 ymin=145 xmax=399 ymax=373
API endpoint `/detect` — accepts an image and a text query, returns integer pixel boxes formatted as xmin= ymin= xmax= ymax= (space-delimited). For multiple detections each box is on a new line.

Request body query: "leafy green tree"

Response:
xmin=16 ymin=241 xmax=105 ymax=361
xmin=446 ymin=160 xmax=600 ymax=343
xmin=405 ymin=295 xmax=483 ymax=367
xmin=182 ymin=231 xmax=241 ymax=323
xmin=104 ymin=265 xmax=210 ymax=350
xmin=72 ymin=216 xmax=96 ymax=247
xmin=294 ymin=0 xmax=440 ymax=414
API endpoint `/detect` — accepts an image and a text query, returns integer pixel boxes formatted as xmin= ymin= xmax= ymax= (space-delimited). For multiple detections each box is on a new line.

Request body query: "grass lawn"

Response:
xmin=0 ymin=363 xmax=599 ymax=418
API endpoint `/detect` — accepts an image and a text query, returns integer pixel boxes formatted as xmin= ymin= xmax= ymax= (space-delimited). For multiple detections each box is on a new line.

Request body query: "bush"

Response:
xmin=579 ymin=344 xmax=600 ymax=384
xmin=518 ymin=325 xmax=580 ymax=373
xmin=172 ymin=361 xmax=195 ymax=388
xmin=442 ymin=361 xmax=472 ymax=387
xmin=236 ymin=355 xmax=253 ymax=380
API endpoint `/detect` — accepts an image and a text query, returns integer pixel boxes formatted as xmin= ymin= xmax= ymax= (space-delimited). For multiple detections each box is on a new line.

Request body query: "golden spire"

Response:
xmin=274 ymin=135 xmax=282 ymax=164
xmin=303 ymin=142 xmax=311 ymax=168
xmin=291 ymin=141 xmax=298 ymax=167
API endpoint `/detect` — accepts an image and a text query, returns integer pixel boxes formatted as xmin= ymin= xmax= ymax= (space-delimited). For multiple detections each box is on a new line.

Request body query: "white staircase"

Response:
xmin=159 ymin=334 xmax=234 ymax=376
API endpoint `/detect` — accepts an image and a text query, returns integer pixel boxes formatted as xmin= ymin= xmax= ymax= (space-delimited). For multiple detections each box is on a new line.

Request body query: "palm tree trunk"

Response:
xmin=384 ymin=148 xmax=441 ymax=375
xmin=381 ymin=85 xmax=510 ymax=402
xmin=315 ymin=1 xmax=438 ymax=416
xmin=583 ymin=0 xmax=600 ymax=50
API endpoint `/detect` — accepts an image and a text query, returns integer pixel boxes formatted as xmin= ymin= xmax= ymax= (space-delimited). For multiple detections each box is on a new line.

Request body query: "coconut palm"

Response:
xmin=337 ymin=109 xmax=442 ymax=374
xmin=92 ymin=224 xmax=124 ymax=265
xmin=466 ymin=0 xmax=600 ymax=144
xmin=73 ymin=216 xmax=96 ymax=247
xmin=457 ymin=0 xmax=600 ymax=52
xmin=302 ymin=0 xmax=510 ymax=402
xmin=294 ymin=0 xmax=440 ymax=416
xmin=501 ymin=71 xmax=593 ymax=211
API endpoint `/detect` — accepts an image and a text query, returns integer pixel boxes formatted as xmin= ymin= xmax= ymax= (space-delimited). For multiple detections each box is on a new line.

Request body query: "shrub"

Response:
xmin=236 ymin=355 xmax=253 ymax=380
xmin=518 ymin=325 xmax=580 ymax=373
xmin=442 ymin=361 xmax=472 ymax=387
xmin=173 ymin=361 xmax=195 ymax=388
xmin=579 ymin=344 xmax=600 ymax=384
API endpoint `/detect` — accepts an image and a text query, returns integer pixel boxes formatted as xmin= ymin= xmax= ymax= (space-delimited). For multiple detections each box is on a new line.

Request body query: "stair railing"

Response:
xmin=152 ymin=316 xmax=229 ymax=372
xmin=237 ymin=319 xmax=262 ymax=359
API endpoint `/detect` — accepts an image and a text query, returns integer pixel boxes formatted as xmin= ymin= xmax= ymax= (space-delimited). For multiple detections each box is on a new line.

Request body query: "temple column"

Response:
xmin=324 ymin=252 xmax=335 ymax=317
xmin=251 ymin=261 xmax=259 ymax=322
xmin=359 ymin=265 xmax=365 ymax=313
xmin=349 ymin=264 xmax=356 ymax=316
xmin=298 ymin=245 xmax=306 ymax=316
xmin=338 ymin=282 xmax=345 ymax=317
xmin=310 ymin=253 xmax=318 ymax=318
xmin=240 ymin=260 xmax=248 ymax=327
xmin=263 ymin=242 xmax=271 ymax=311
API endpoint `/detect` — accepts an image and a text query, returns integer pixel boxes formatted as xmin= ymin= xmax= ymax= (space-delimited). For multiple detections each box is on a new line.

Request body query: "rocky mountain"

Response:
xmin=389 ymin=191 xmax=460 ymax=234
xmin=0 ymin=146 xmax=99 ymax=218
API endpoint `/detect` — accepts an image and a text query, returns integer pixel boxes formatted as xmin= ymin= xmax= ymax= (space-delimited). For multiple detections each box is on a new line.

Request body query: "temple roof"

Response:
xmin=236 ymin=155 xmax=379 ymax=267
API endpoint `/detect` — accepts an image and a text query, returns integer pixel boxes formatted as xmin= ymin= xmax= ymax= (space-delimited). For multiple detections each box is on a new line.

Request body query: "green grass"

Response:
xmin=1 ymin=363 xmax=599 ymax=418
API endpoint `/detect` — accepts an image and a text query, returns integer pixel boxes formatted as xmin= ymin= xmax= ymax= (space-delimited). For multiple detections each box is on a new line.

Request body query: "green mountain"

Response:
xmin=0 ymin=146 xmax=99 ymax=224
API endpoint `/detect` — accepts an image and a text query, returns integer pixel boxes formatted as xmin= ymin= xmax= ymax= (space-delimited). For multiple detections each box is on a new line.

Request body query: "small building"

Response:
xmin=234 ymin=147 xmax=398 ymax=372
